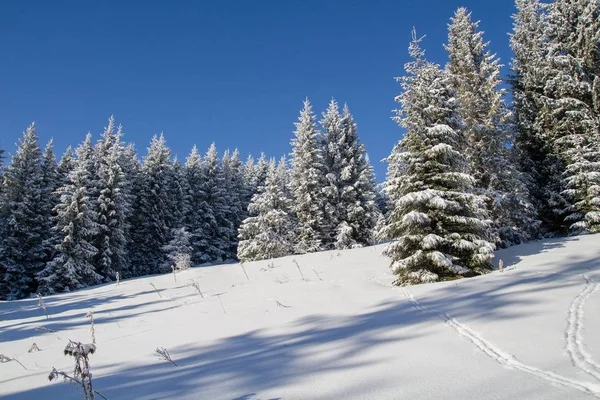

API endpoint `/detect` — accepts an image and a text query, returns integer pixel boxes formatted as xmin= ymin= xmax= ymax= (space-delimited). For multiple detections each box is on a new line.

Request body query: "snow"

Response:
xmin=1 ymin=234 xmax=600 ymax=399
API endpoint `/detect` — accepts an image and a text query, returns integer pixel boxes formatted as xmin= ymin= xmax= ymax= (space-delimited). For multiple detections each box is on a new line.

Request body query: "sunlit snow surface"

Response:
xmin=1 ymin=235 xmax=599 ymax=399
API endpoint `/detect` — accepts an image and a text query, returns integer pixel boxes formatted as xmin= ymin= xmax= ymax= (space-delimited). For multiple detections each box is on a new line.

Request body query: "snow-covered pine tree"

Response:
xmin=40 ymin=140 xmax=61 ymax=263
xmin=170 ymin=158 xmax=191 ymax=230
xmin=319 ymin=99 xmax=344 ymax=247
xmin=184 ymin=145 xmax=213 ymax=265
xmin=37 ymin=135 xmax=102 ymax=294
xmin=92 ymin=119 xmax=132 ymax=280
xmin=129 ymin=134 xmax=175 ymax=275
xmin=290 ymin=99 xmax=326 ymax=253
xmin=0 ymin=124 xmax=48 ymax=299
xmin=383 ymin=30 xmax=495 ymax=286
xmin=57 ymin=147 xmax=76 ymax=187
xmin=510 ymin=0 xmax=568 ymax=233
xmin=222 ymin=149 xmax=246 ymax=260
xmin=161 ymin=227 xmax=193 ymax=272
xmin=201 ymin=143 xmax=231 ymax=262
xmin=237 ymin=159 xmax=295 ymax=261
xmin=446 ymin=7 xmax=540 ymax=246
xmin=540 ymin=0 xmax=600 ymax=234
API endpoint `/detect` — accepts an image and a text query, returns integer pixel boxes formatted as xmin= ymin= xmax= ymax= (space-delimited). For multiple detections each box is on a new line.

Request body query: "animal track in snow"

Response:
xmin=402 ymin=288 xmax=600 ymax=398
xmin=565 ymin=275 xmax=600 ymax=382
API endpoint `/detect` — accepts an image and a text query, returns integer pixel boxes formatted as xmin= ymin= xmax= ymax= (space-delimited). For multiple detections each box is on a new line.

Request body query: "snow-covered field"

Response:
xmin=1 ymin=234 xmax=600 ymax=400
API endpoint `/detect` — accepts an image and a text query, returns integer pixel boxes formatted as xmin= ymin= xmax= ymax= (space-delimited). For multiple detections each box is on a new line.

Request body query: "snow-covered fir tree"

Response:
xmin=446 ymin=7 xmax=540 ymax=246
xmin=540 ymin=0 xmax=600 ymax=234
xmin=40 ymin=139 xmax=60 ymax=262
xmin=92 ymin=118 xmax=133 ymax=280
xmin=383 ymin=31 xmax=495 ymax=285
xmin=161 ymin=226 xmax=193 ymax=272
xmin=237 ymin=159 xmax=295 ymax=262
xmin=184 ymin=145 xmax=213 ymax=265
xmin=0 ymin=124 xmax=48 ymax=299
xmin=37 ymin=135 xmax=102 ymax=294
xmin=201 ymin=143 xmax=232 ymax=262
xmin=57 ymin=146 xmax=76 ymax=187
xmin=170 ymin=158 xmax=191 ymax=230
xmin=510 ymin=0 xmax=569 ymax=233
xmin=290 ymin=99 xmax=326 ymax=253
xmin=129 ymin=134 xmax=175 ymax=275
xmin=222 ymin=149 xmax=246 ymax=259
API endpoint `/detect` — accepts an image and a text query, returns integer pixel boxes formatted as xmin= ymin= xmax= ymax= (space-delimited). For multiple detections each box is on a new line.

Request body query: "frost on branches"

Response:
xmin=237 ymin=159 xmax=295 ymax=262
xmin=383 ymin=31 xmax=494 ymax=285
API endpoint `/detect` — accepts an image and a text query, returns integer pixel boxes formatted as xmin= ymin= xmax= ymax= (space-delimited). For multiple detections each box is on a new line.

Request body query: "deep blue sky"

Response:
xmin=0 ymin=0 xmax=516 ymax=181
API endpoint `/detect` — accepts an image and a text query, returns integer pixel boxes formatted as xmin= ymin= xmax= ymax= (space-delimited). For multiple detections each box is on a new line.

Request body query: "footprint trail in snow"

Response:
xmin=402 ymin=288 xmax=600 ymax=398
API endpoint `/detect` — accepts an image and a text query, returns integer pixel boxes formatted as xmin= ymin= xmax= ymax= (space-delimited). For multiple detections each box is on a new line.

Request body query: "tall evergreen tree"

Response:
xmin=290 ymin=99 xmax=326 ymax=253
xmin=57 ymin=146 xmax=76 ymax=187
xmin=237 ymin=159 xmax=295 ymax=262
xmin=184 ymin=146 xmax=213 ymax=265
xmin=37 ymin=135 xmax=102 ymax=294
xmin=0 ymin=124 xmax=47 ymax=298
xmin=383 ymin=31 xmax=494 ymax=285
xmin=540 ymin=0 xmax=600 ymax=233
xmin=93 ymin=119 xmax=132 ymax=280
xmin=222 ymin=149 xmax=246 ymax=260
xmin=510 ymin=0 xmax=569 ymax=233
xmin=201 ymin=143 xmax=231 ymax=262
xmin=129 ymin=134 xmax=175 ymax=275
xmin=40 ymin=140 xmax=60 ymax=262
xmin=446 ymin=7 xmax=540 ymax=246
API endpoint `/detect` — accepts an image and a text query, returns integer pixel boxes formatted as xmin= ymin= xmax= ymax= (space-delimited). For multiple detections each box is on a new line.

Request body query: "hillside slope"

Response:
xmin=1 ymin=235 xmax=599 ymax=399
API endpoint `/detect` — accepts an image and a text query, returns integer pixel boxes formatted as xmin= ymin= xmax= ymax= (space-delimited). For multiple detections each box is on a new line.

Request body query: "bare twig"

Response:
xmin=312 ymin=268 xmax=323 ymax=281
xmin=214 ymin=293 xmax=226 ymax=314
xmin=149 ymin=283 xmax=162 ymax=298
xmin=37 ymin=293 xmax=50 ymax=319
xmin=292 ymin=259 xmax=306 ymax=280
xmin=189 ymin=280 xmax=204 ymax=298
xmin=49 ymin=368 xmax=108 ymax=400
xmin=86 ymin=310 xmax=96 ymax=344
xmin=155 ymin=347 xmax=178 ymax=367
xmin=275 ymin=274 xmax=290 ymax=284
xmin=240 ymin=263 xmax=250 ymax=281
xmin=276 ymin=301 xmax=291 ymax=308
xmin=0 ymin=354 xmax=28 ymax=370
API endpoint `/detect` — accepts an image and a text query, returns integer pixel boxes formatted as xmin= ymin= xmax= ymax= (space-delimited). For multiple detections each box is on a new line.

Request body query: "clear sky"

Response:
xmin=0 ymin=0 xmax=516 ymax=181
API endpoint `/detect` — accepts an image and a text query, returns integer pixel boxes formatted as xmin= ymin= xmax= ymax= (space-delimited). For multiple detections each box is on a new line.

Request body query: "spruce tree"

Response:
xmin=37 ymin=135 xmax=102 ymax=294
xmin=510 ymin=0 xmax=569 ymax=233
xmin=446 ymin=7 xmax=540 ymax=246
xmin=1 ymin=124 xmax=47 ymax=298
xmin=541 ymin=0 xmax=600 ymax=233
xmin=129 ymin=134 xmax=175 ymax=275
xmin=93 ymin=119 xmax=132 ymax=280
xmin=184 ymin=145 xmax=213 ymax=265
xmin=237 ymin=159 xmax=294 ymax=262
xmin=40 ymin=140 xmax=60 ymax=262
xmin=383 ymin=31 xmax=494 ymax=285
xmin=201 ymin=143 xmax=231 ymax=262
xmin=222 ymin=149 xmax=246 ymax=260
xmin=290 ymin=99 xmax=326 ymax=253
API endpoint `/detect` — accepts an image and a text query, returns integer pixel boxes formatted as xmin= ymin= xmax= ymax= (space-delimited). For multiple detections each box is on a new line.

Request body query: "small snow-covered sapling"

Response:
xmin=189 ymin=279 xmax=204 ymax=298
xmin=498 ymin=259 xmax=504 ymax=273
xmin=86 ymin=311 xmax=96 ymax=345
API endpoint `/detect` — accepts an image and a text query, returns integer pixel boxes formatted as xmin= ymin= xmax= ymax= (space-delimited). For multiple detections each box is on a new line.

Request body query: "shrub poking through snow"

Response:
xmin=37 ymin=293 xmax=49 ymax=319
xmin=155 ymin=347 xmax=177 ymax=366
xmin=28 ymin=343 xmax=40 ymax=353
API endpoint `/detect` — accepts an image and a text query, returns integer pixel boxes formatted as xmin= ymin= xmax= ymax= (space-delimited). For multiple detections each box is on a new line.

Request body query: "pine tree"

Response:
xmin=510 ymin=0 xmax=569 ymax=233
xmin=40 ymin=140 xmax=60 ymax=262
xmin=57 ymin=147 xmax=76 ymax=187
xmin=290 ymin=99 xmax=326 ymax=253
xmin=37 ymin=135 xmax=102 ymax=294
xmin=161 ymin=227 xmax=193 ymax=272
xmin=129 ymin=134 xmax=175 ymax=275
xmin=201 ymin=143 xmax=231 ymax=262
xmin=0 ymin=124 xmax=47 ymax=298
xmin=93 ymin=119 xmax=132 ymax=280
xmin=383 ymin=31 xmax=494 ymax=285
xmin=184 ymin=145 xmax=213 ymax=265
xmin=541 ymin=0 xmax=600 ymax=233
xmin=237 ymin=159 xmax=294 ymax=261
xmin=446 ymin=7 xmax=540 ymax=246
xmin=222 ymin=149 xmax=246 ymax=260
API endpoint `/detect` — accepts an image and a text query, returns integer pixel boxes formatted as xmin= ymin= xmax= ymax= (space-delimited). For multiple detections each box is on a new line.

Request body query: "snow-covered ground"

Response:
xmin=1 ymin=234 xmax=600 ymax=400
